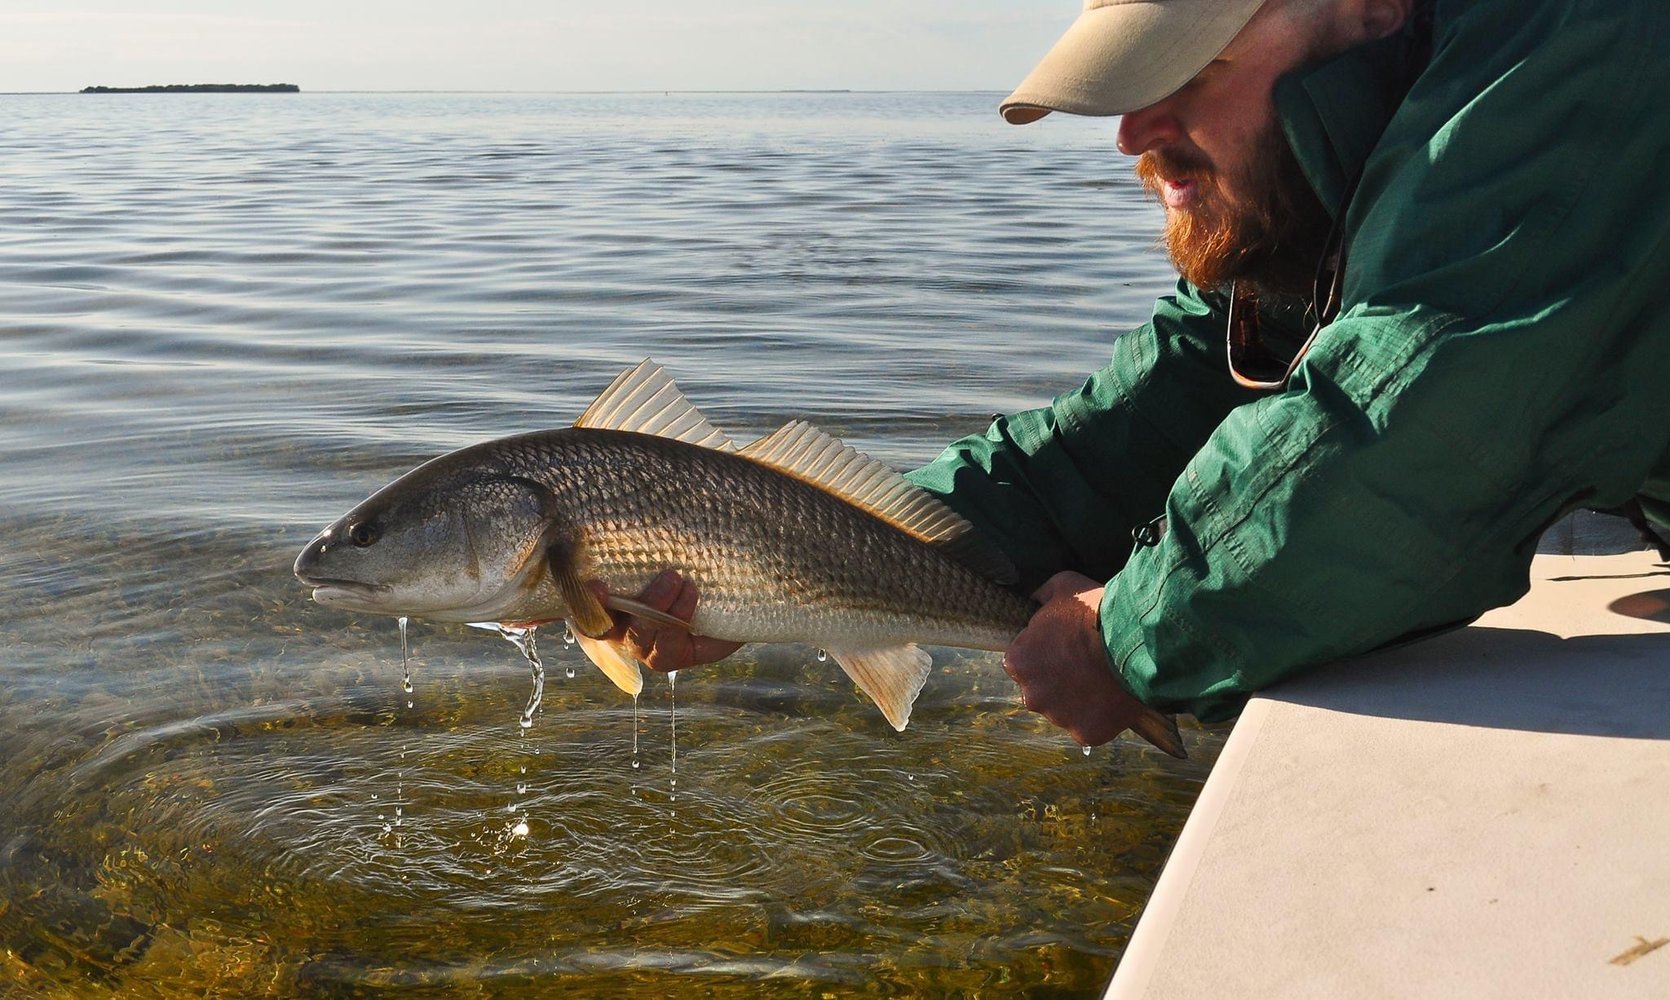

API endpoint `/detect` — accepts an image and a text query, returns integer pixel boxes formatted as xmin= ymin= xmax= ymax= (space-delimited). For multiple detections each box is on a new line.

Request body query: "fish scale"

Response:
xmin=523 ymin=429 xmax=1034 ymax=650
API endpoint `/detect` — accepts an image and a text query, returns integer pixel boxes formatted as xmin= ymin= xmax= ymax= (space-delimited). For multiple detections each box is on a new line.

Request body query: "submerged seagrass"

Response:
xmin=294 ymin=361 xmax=1184 ymax=755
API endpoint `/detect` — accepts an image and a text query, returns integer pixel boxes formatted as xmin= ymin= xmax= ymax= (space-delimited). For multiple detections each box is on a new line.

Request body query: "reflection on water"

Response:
xmin=0 ymin=91 xmax=1217 ymax=993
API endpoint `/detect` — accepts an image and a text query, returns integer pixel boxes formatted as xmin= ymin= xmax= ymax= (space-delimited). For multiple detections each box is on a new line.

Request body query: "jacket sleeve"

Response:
xmin=1103 ymin=0 xmax=1670 ymax=721
xmin=906 ymin=281 xmax=1274 ymax=595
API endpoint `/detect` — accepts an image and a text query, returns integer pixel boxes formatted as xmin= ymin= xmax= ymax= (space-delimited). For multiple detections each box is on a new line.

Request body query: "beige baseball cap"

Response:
xmin=1000 ymin=0 xmax=1268 ymax=124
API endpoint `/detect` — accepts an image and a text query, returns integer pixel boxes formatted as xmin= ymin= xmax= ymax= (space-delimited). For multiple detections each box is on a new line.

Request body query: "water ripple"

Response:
xmin=0 ymin=90 xmax=1211 ymax=995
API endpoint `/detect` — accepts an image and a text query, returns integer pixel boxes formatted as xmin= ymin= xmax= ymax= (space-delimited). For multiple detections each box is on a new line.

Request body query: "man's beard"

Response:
xmin=1136 ymin=125 xmax=1332 ymax=299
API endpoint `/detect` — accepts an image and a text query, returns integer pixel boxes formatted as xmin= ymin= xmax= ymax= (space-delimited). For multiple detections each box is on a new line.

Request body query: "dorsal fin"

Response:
xmin=739 ymin=421 xmax=1017 ymax=584
xmin=575 ymin=359 xmax=737 ymax=452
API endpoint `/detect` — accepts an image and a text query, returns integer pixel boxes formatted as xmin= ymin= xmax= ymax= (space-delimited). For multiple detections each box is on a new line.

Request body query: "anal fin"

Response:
xmin=825 ymin=644 xmax=934 ymax=732
xmin=571 ymin=624 xmax=645 ymax=697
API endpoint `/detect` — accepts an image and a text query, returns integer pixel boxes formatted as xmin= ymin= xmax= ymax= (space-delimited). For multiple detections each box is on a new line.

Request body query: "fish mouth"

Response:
xmin=297 ymin=575 xmax=386 ymax=592
xmin=297 ymin=575 xmax=392 ymax=606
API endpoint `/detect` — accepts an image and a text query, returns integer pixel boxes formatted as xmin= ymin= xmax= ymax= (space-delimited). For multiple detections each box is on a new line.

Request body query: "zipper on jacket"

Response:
xmin=1132 ymin=514 xmax=1167 ymax=549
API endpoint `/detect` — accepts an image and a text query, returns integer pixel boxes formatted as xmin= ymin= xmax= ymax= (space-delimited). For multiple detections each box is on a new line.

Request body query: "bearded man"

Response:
xmin=607 ymin=0 xmax=1670 ymax=748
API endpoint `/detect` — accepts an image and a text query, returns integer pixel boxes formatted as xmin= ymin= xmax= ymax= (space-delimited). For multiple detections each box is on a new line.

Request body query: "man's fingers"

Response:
xmin=1030 ymin=569 xmax=1098 ymax=606
xmin=688 ymin=634 xmax=744 ymax=664
xmin=666 ymin=575 xmax=700 ymax=623
xmin=620 ymin=570 xmax=687 ymax=659
xmin=643 ymin=633 xmax=745 ymax=673
xmin=637 ymin=570 xmax=684 ymax=611
xmin=623 ymin=621 xmax=659 ymax=662
xmin=1005 ymin=577 xmax=1143 ymax=748
xmin=582 ymin=570 xmax=742 ymax=673
xmin=641 ymin=630 xmax=689 ymax=673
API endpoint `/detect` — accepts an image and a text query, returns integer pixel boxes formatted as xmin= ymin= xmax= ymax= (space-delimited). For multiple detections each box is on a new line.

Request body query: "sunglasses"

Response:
xmin=1225 ymin=193 xmax=1352 ymax=391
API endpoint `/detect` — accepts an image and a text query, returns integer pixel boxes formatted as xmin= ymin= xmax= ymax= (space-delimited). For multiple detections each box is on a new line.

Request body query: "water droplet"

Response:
xmin=397 ymin=616 xmax=414 ymax=697
xmin=516 ymin=783 xmax=527 ymax=795
xmin=631 ymin=694 xmax=640 ymax=771
xmin=511 ymin=818 xmax=529 ymax=838
xmin=562 ymin=623 xmax=576 ymax=645
xmin=1082 ymin=745 xmax=1092 ymax=757
xmin=816 ymin=648 xmax=827 ymax=662
xmin=565 ymin=665 xmax=576 ymax=679
xmin=382 ymin=822 xmax=392 ymax=836
xmin=631 ymin=759 xmax=641 ymax=770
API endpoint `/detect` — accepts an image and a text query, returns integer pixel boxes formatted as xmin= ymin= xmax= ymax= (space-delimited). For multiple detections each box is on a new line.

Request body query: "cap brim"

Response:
xmin=1000 ymin=0 xmax=1266 ymax=124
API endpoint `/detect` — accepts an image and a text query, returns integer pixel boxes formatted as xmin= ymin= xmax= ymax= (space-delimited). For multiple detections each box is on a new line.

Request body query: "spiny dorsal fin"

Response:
xmin=739 ymin=420 xmax=1017 ymax=584
xmin=576 ymin=359 xmax=737 ymax=452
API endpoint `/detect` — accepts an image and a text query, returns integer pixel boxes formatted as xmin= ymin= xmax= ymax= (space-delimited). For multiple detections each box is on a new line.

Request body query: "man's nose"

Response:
xmin=1116 ymin=102 xmax=1183 ymax=156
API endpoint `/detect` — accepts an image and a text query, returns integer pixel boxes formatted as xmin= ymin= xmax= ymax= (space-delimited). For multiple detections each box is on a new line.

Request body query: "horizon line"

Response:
xmin=2 ymin=87 xmax=1012 ymax=97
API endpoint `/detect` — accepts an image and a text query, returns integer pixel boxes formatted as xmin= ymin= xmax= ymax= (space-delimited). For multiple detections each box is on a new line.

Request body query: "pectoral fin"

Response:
xmin=571 ymin=626 xmax=645 ymax=698
xmin=1131 ymin=706 xmax=1188 ymax=760
xmin=825 ymin=644 xmax=934 ymax=732
xmin=548 ymin=547 xmax=616 ymax=639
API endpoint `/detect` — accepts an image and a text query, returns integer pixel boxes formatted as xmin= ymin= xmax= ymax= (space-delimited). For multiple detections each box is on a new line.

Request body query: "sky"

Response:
xmin=0 ymin=1 xmax=1077 ymax=94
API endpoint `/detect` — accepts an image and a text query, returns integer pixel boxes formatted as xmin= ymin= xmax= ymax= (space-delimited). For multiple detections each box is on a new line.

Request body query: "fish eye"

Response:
xmin=346 ymin=521 xmax=381 ymax=548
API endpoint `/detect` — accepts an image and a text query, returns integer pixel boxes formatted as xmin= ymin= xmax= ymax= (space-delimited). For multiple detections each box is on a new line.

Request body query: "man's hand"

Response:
xmin=587 ymin=570 xmax=743 ymax=673
xmin=1004 ymin=570 xmax=1152 ymax=747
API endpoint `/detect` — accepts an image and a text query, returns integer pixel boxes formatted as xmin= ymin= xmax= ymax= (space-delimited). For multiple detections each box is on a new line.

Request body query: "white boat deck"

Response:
xmin=1109 ymin=520 xmax=1670 ymax=998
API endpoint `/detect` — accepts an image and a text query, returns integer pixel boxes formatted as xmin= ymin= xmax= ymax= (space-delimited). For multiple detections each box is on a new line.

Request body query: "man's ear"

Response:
xmin=1359 ymin=0 xmax=1412 ymax=41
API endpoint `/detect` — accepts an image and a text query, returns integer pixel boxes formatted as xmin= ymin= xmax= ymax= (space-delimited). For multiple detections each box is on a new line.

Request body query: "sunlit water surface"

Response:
xmin=0 ymin=91 xmax=1222 ymax=995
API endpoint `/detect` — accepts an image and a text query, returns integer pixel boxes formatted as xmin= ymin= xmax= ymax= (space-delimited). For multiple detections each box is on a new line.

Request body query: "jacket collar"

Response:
xmin=1273 ymin=25 xmax=1427 ymax=217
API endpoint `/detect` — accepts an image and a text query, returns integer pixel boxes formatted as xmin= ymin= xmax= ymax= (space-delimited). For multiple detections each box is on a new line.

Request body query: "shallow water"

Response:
xmin=0 ymin=91 xmax=1220 ymax=994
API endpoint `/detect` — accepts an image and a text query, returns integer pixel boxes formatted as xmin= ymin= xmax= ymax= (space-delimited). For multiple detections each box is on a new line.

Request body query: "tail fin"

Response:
xmin=1130 ymin=706 xmax=1188 ymax=759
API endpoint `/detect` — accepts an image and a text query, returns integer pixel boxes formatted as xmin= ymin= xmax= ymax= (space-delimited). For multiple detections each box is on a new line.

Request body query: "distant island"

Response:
xmin=80 ymin=83 xmax=300 ymax=94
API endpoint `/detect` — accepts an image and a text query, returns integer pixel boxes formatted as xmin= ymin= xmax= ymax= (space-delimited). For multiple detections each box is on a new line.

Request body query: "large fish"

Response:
xmin=293 ymin=361 xmax=1185 ymax=757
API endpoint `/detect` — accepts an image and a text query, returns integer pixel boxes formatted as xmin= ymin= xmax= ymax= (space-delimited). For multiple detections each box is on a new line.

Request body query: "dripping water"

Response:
xmin=669 ymin=669 xmax=678 ymax=799
xmin=395 ymin=618 xmax=412 ymax=848
xmin=397 ymin=616 xmax=413 ymax=697
xmin=631 ymin=694 xmax=641 ymax=770
xmin=486 ymin=625 xmax=544 ymax=730
xmin=469 ymin=623 xmax=545 ymax=840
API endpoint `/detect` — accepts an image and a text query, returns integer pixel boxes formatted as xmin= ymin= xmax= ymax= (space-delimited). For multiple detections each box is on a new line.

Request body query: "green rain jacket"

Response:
xmin=907 ymin=0 xmax=1670 ymax=723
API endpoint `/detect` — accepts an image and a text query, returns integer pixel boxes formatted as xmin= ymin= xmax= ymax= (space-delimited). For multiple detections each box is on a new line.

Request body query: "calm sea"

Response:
xmin=0 ymin=91 xmax=1218 ymax=995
